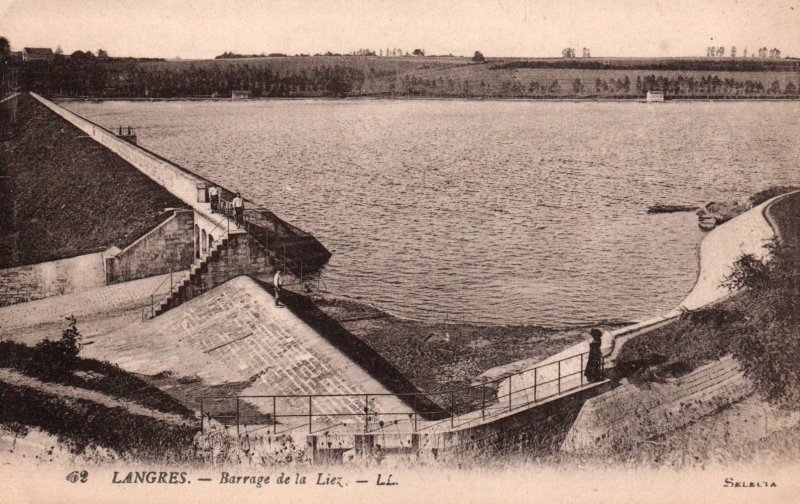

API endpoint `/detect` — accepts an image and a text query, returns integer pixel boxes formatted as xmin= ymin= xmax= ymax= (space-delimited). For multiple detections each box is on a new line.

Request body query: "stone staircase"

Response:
xmin=154 ymin=237 xmax=229 ymax=316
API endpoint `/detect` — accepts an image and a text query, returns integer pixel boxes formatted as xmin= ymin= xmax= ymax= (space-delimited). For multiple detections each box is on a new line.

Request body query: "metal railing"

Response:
xmin=214 ymin=202 xmax=327 ymax=287
xmin=199 ymin=350 xmax=604 ymax=436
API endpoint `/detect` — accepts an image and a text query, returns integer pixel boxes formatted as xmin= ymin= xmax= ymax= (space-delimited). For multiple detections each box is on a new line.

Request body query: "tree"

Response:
xmin=572 ymin=78 xmax=584 ymax=94
xmin=412 ymin=48 xmax=425 ymax=56
xmin=717 ymin=46 xmax=725 ymax=57
xmin=561 ymin=47 xmax=575 ymax=58
xmin=730 ymin=46 xmax=736 ymax=58
xmin=472 ymin=50 xmax=485 ymax=63
xmin=0 ymin=36 xmax=9 ymax=58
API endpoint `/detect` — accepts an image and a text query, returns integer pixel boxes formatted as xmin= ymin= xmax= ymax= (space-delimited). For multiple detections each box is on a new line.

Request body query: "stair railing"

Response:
xmin=140 ymin=211 xmax=233 ymax=320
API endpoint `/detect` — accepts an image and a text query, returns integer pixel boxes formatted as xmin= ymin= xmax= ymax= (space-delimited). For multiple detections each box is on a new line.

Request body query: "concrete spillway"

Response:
xmin=97 ymin=276 xmax=415 ymax=427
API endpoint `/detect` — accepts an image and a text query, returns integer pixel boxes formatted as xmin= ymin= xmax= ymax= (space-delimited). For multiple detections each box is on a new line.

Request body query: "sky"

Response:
xmin=1 ymin=0 xmax=799 ymax=59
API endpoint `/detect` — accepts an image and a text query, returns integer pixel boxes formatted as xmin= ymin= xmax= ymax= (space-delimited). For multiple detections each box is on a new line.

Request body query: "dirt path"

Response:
xmin=0 ymin=368 xmax=194 ymax=427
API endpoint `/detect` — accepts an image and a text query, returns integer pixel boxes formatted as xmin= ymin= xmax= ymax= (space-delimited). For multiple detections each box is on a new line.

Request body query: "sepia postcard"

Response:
xmin=1 ymin=1 xmax=799 ymax=502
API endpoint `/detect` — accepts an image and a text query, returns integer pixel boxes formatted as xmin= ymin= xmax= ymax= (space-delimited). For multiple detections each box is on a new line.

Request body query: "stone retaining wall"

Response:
xmin=561 ymin=355 xmax=751 ymax=454
xmin=0 ymin=251 xmax=108 ymax=307
xmin=105 ymin=210 xmax=195 ymax=284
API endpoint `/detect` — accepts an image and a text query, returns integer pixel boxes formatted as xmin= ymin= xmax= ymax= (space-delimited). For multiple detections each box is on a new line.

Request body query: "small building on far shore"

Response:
xmin=22 ymin=47 xmax=54 ymax=62
xmin=646 ymin=91 xmax=665 ymax=102
xmin=231 ymin=90 xmax=251 ymax=100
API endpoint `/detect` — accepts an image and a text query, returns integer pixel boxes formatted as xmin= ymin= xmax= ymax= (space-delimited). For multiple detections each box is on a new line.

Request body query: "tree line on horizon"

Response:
xmin=4 ymin=41 xmax=799 ymax=99
xmin=375 ymin=72 xmax=798 ymax=98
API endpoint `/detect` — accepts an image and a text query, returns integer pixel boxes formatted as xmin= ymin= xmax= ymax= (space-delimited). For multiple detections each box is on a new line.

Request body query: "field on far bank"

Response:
xmin=19 ymin=53 xmax=800 ymax=99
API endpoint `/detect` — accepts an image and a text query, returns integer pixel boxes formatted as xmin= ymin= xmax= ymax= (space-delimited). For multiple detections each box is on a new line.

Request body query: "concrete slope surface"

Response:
xmin=89 ymin=276 xmax=412 ymax=427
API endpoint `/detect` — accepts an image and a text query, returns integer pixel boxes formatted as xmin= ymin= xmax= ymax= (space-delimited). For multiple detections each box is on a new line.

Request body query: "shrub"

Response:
xmin=731 ymin=241 xmax=800 ymax=409
xmin=721 ymin=253 xmax=770 ymax=292
xmin=25 ymin=315 xmax=82 ymax=380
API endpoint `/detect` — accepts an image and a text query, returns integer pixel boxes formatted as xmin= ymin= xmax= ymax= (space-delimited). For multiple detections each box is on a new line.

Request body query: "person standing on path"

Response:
xmin=274 ymin=268 xmax=283 ymax=307
xmin=208 ymin=185 xmax=220 ymax=213
xmin=232 ymin=192 xmax=244 ymax=227
xmin=584 ymin=328 xmax=604 ymax=383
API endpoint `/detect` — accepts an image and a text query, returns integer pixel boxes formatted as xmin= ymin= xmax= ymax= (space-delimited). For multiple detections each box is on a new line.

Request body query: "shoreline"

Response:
xmin=54 ymin=95 xmax=800 ymax=103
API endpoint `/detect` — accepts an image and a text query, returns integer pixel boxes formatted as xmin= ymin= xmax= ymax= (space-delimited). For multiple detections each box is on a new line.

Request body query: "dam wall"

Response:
xmin=30 ymin=93 xmax=206 ymax=211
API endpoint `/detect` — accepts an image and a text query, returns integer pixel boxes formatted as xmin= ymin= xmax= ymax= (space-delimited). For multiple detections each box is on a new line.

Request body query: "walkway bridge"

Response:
xmin=199 ymin=343 xmax=608 ymax=461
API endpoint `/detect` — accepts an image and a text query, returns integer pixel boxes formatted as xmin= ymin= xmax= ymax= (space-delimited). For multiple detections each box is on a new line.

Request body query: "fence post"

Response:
xmin=236 ymin=397 xmax=240 ymax=438
xmin=273 ymin=396 xmax=277 ymax=435
xmin=200 ymin=398 xmax=204 ymax=434
xmin=580 ymin=353 xmax=584 ymax=387
xmin=534 ymin=368 xmax=538 ymax=403
xmin=308 ymin=396 xmax=312 ymax=434
xmin=150 ymin=294 xmax=154 ymax=318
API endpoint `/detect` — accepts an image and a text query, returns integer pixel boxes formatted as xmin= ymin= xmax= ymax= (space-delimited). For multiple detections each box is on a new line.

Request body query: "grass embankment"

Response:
xmin=0 ymin=94 xmax=187 ymax=268
xmin=616 ymin=189 xmax=800 ymax=408
xmin=0 ymin=338 xmax=198 ymax=461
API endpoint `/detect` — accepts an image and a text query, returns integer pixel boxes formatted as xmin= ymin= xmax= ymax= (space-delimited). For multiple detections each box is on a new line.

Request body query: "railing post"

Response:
xmin=580 ymin=353 xmax=584 ymax=387
xmin=308 ymin=396 xmax=312 ymax=434
xmin=364 ymin=394 xmax=369 ymax=433
xmin=169 ymin=267 xmax=173 ymax=293
xmin=200 ymin=398 xmax=204 ymax=434
xmin=273 ymin=396 xmax=277 ymax=435
xmin=413 ymin=394 xmax=417 ymax=432
xmin=150 ymin=294 xmax=154 ymax=318
xmin=236 ymin=397 xmax=240 ymax=438
xmin=533 ymin=368 xmax=538 ymax=402
xmin=558 ymin=361 xmax=562 ymax=395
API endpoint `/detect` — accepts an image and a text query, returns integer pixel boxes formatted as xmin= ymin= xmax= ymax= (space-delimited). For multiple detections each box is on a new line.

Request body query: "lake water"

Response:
xmin=65 ymin=99 xmax=800 ymax=327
